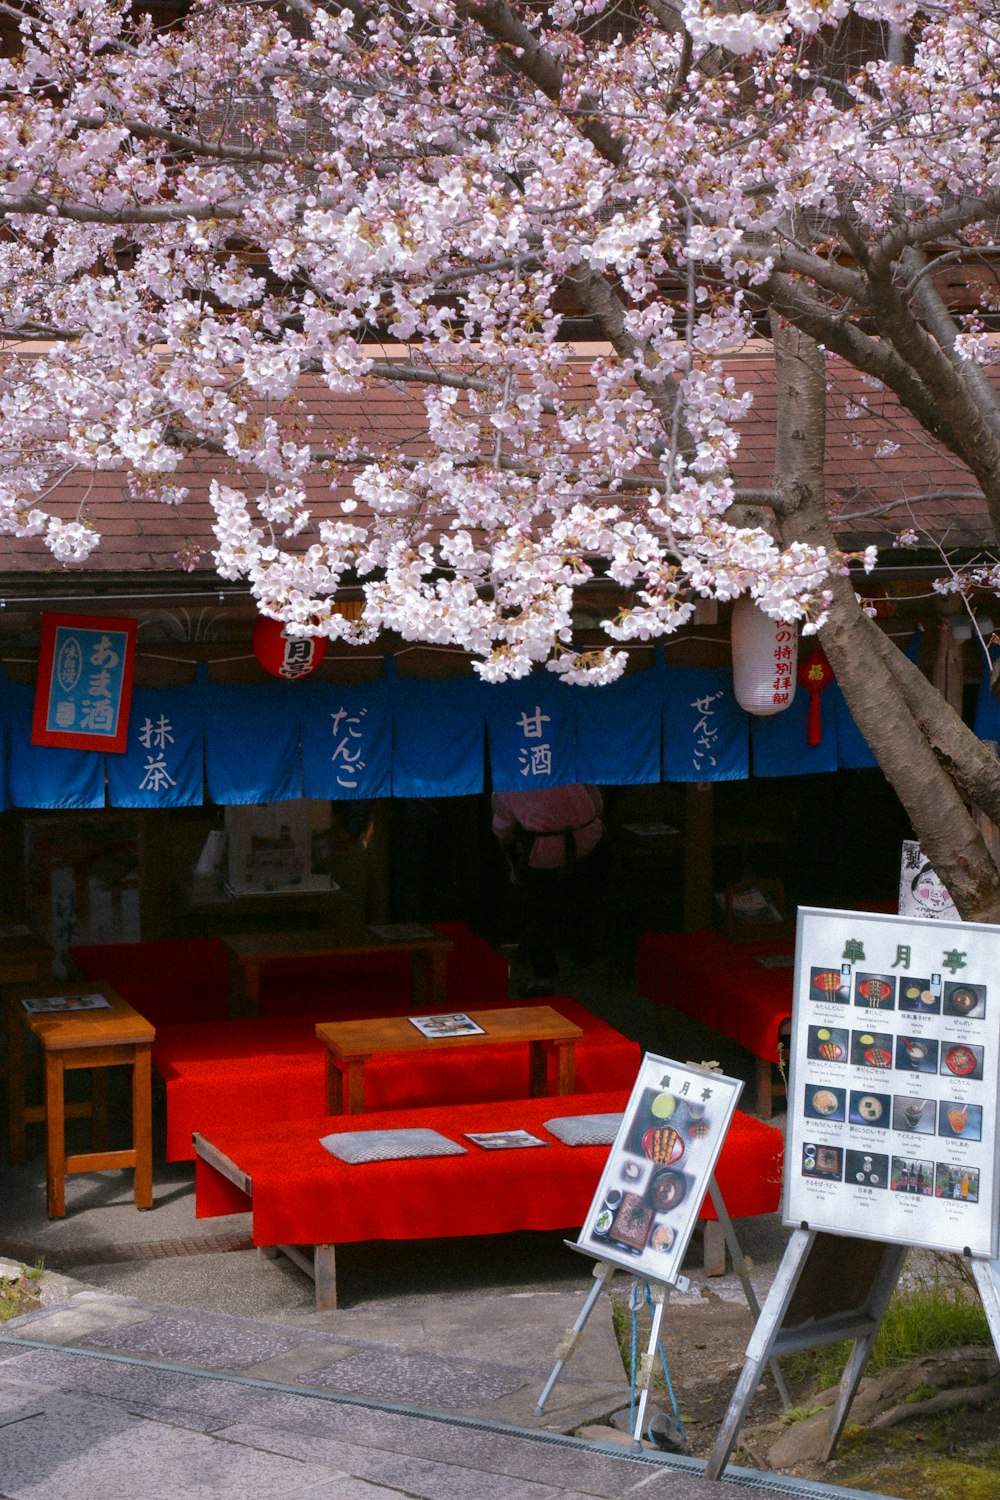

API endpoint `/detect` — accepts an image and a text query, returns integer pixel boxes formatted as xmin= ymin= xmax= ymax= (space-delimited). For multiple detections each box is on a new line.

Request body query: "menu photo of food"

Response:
xmin=943 ymin=982 xmax=986 ymax=1020
xmin=898 ymin=977 xmax=940 ymax=1015
xmin=806 ymin=1025 xmax=848 ymax=1063
xmin=809 ymin=966 xmax=851 ymax=1004
xmin=577 ymin=1054 xmax=744 ymax=1285
xmin=854 ymin=972 xmax=897 ymax=1010
xmin=940 ymin=1042 xmax=984 ymax=1081
xmin=850 ymin=1029 xmax=893 ymax=1070
xmin=848 ymin=1090 xmax=890 ymax=1128
xmin=804 ymin=1084 xmax=846 ymax=1122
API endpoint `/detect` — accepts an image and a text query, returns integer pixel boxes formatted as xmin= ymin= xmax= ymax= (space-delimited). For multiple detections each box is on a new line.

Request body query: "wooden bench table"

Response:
xmin=193 ymin=1092 xmax=783 ymax=1308
xmin=317 ymin=1005 xmax=584 ymax=1114
xmin=637 ymin=929 xmax=794 ymax=1118
xmin=5 ymin=981 xmax=155 ymax=1218
xmin=222 ymin=926 xmax=454 ymax=1018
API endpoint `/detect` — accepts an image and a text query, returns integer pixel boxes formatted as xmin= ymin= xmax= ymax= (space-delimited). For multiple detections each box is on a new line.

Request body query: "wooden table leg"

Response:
xmin=326 ymin=1059 xmax=345 ymax=1114
xmin=132 ymin=1043 xmax=153 ymax=1210
xmin=344 ymin=1060 xmax=367 ymax=1115
xmin=529 ymin=1041 xmax=547 ymax=1097
xmin=314 ymin=1244 xmax=338 ymax=1312
xmin=6 ymin=997 xmax=26 ymax=1165
xmin=755 ymin=1056 xmax=773 ymax=1120
xmin=44 ymin=1049 xmax=66 ymax=1219
xmin=553 ymin=1040 xmax=577 ymax=1095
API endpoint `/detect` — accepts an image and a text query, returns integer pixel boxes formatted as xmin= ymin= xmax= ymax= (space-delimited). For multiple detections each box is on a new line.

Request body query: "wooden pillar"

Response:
xmin=931 ymin=620 xmax=965 ymax=714
xmin=683 ymin=783 xmax=715 ymax=930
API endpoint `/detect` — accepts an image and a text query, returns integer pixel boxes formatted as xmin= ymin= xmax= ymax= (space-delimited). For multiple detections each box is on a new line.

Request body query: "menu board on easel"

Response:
xmin=576 ymin=1054 xmax=744 ymax=1286
xmin=784 ymin=907 xmax=1000 ymax=1259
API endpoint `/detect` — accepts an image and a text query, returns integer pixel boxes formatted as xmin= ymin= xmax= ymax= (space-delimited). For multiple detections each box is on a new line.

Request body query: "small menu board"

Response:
xmin=465 ymin=1130 xmax=548 ymax=1150
xmin=785 ymin=907 xmax=1000 ymax=1259
xmin=576 ymin=1053 xmax=743 ymax=1286
xmin=369 ymin=923 xmax=435 ymax=942
xmin=408 ymin=1012 xmax=485 ymax=1039
xmin=21 ymin=992 xmax=111 ymax=1015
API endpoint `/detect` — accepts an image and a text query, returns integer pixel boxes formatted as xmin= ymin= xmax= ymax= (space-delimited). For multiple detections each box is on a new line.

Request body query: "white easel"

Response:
xmin=707 ymin=1227 xmax=1000 ymax=1479
xmin=536 ymin=1176 xmax=790 ymax=1440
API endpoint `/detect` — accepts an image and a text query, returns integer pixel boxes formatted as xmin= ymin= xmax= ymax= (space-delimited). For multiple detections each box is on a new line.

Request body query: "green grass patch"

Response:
xmin=781 ymin=1263 xmax=991 ymax=1393
xmin=0 ymin=1261 xmax=44 ymax=1322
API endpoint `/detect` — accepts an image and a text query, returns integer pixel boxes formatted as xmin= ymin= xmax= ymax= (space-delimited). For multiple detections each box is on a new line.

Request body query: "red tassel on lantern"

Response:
xmin=797 ymin=646 xmax=834 ymax=745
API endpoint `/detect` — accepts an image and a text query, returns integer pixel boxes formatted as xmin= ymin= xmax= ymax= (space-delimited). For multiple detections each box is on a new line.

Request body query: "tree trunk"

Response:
xmin=768 ymin=317 xmax=1000 ymax=923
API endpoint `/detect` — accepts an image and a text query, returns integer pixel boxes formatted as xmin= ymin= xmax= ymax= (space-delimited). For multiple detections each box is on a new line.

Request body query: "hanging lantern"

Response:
xmin=252 ymin=616 xmax=327 ymax=680
xmin=730 ymin=597 xmax=798 ymax=716
xmin=797 ymin=645 xmax=835 ymax=745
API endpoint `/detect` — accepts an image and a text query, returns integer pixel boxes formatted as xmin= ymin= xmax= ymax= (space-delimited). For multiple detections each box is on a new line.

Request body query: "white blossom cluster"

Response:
xmin=0 ymin=0 xmax=993 ymax=677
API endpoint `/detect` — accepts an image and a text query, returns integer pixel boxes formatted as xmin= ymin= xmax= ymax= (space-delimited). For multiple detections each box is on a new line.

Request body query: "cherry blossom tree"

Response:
xmin=0 ymin=0 xmax=999 ymax=914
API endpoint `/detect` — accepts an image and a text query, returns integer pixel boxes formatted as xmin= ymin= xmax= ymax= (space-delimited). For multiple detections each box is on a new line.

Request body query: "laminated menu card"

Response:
xmin=21 ymin=993 xmax=111 ymax=1014
xmin=408 ymin=1012 xmax=485 ymax=1038
xmin=784 ymin=906 xmax=1000 ymax=1259
xmin=464 ymin=1130 xmax=548 ymax=1149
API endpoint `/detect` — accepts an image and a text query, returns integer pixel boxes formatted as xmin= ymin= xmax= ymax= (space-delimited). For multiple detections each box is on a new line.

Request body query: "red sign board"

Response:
xmin=31 ymin=613 xmax=138 ymax=754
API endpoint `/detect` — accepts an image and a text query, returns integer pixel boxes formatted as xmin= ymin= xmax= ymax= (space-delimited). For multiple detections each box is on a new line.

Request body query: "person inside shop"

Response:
xmin=491 ymin=782 xmax=606 ymax=996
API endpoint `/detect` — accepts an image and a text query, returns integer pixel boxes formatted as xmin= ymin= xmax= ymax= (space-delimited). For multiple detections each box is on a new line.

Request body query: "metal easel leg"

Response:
xmin=706 ymin=1178 xmax=791 ymax=1409
xmin=969 ymin=1256 xmax=1000 ymax=1361
xmin=706 ymin=1227 xmax=815 ymax=1480
xmin=633 ymin=1280 xmax=671 ymax=1443
xmin=535 ymin=1259 xmax=617 ymax=1415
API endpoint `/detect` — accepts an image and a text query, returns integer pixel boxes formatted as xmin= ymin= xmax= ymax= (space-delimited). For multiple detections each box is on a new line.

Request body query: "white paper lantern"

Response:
xmin=731 ymin=597 xmax=798 ymax=716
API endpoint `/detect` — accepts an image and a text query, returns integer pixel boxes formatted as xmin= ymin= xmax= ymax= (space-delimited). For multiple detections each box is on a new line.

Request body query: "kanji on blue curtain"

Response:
xmin=300 ymin=677 xmax=392 ymax=799
xmin=107 ymin=686 xmax=205 ymax=807
xmin=662 ymin=668 xmax=749 ymax=781
xmin=485 ymin=672 xmax=576 ymax=792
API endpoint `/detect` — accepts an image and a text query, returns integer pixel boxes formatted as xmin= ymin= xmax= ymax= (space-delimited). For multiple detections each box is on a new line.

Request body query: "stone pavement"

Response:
xmin=0 ymin=967 xmax=893 ymax=1500
xmin=0 ymin=1159 xmax=892 ymax=1500
xmin=0 ymin=1289 xmax=886 ymax=1500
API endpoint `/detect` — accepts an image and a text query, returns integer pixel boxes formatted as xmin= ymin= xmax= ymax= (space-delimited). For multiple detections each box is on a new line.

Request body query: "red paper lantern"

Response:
xmin=730 ymin=597 xmax=798 ymax=715
xmin=797 ymin=646 xmax=834 ymax=745
xmin=252 ymin=616 xmax=327 ymax=680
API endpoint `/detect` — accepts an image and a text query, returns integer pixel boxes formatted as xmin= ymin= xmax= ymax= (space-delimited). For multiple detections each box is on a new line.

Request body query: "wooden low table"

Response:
xmin=6 ymin=981 xmax=155 ymax=1218
xmin=222 ymin=925 xmax=454 ymax=1018
xmin=316 ymin=1005 xmax=584 ymax=1114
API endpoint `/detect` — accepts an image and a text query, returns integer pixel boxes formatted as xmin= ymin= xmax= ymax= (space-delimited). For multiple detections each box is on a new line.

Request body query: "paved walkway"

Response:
xmin=0 ymin=957 xmax=890 ymax=1499
xmin=0 ymin=1287 xmax=882 ymax=1500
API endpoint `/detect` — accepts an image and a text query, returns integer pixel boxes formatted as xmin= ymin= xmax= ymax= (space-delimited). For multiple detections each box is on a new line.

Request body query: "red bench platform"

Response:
xmin=154 ymin=995 xmax=641 ymax=1161
xmin=637 ymin=930 xmax=794 ymax=1118
xmin=194 ymin=1091 xmax=784 ymax=1308
xmin=69 ymin=920 xmax=511 ymax=1027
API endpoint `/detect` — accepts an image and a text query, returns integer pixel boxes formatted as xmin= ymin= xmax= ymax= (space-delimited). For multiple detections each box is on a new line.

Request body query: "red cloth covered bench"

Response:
xmin=637 ymin=929 xmax=794 ymax=1119
xmin=68 ymin=920 xmax=510 ymax=1028
xmin=194 ymin=1090 xmax=783 ymax=1308
xmin=154 ymin=995 xmax=641 ymax=1162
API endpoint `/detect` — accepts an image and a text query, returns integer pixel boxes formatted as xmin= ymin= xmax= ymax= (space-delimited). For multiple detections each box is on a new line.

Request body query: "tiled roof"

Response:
xmin=0 ymin=347 xmax=991 ymax=585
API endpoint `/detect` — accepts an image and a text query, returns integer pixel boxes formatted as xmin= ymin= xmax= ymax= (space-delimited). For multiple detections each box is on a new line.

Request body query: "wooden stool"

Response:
xmin=9 ymin=982 xmax=154 ymax=1218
